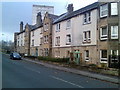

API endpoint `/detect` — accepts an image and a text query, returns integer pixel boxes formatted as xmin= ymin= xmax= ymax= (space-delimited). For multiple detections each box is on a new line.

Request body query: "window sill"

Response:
xmin=66 ymin=42 xmax=71 ymax=45
xmin=83 ymin=22 xmax=91 ymax=25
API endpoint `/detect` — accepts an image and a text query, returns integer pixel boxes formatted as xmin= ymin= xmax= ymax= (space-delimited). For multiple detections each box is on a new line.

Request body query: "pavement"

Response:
xmin=23 ymin=57 xmax=119 ymax=84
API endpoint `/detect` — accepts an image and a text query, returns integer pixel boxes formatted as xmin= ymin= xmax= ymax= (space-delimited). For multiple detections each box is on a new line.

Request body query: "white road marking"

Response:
xmin=24 ymin=66 xmax=41 ymax=74
xmin=50 ymin=76 xmax=84 ymax=88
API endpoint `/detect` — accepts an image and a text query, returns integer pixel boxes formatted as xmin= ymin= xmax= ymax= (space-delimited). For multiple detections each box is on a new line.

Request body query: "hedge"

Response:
xmin=37 ymin=56 xmax=69 ymax=63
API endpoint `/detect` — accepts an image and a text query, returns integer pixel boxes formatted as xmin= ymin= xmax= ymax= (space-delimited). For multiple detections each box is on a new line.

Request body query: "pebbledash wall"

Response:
xmin=14 ymin=2 xmax=119 ymax=67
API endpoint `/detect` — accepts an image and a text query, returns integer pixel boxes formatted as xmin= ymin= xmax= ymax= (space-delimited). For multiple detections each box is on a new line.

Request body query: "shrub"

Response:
xmin=37 ymin=56 xmax=69 ymax=63
xmin=24 ymin=56 xmax=37 ymax=59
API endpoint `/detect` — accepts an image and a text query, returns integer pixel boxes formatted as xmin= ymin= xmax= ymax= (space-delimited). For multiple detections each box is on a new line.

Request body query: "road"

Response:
xmin=2 ymin=53 xmax=118 ymax=88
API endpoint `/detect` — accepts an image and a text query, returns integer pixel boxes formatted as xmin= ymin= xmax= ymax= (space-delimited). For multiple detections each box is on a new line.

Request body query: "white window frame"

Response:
xmin=111 ymin=26 xmax=118 ymax=39
xmin=83 ymin=32 xmax=87 ymax=42
xmin=66 ymin=34 xmax=71 ymax=45
xmin=85 ymin=50 xmax=89 ymax=61
xmin=83 ymin=31 xmax=91 ymax=42
xmin=100 ymin=50 xmax=107 ymax=63
xmin=56 ymin=23 xmax=60 ymax=32
xmin=111 ymin=3 xmax=118 ymax=15
xmin=100 ymin=26 xmax=108 ymax=40
xmin=100 ymin=4 xmax=108 ymax=18
xmin=66 ymin=19 xmax=71 ymax=29
xmin=83 ymin=12 xmax=91 ymax=24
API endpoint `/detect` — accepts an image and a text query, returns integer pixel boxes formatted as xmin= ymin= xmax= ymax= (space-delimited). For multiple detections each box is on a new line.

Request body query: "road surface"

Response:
xmin=2 ymin=53 xmax=118 ymax=88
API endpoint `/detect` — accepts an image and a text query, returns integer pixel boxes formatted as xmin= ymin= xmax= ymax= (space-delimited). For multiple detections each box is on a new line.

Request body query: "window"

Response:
xmin=111 ymin=26 xmax=118 ymax=39
xmin=55 ymin=50 xmax=60 ymax=57
xmin=100 ymin=26 xmax=107 ymax=40
xmin=44 ymin=48 xmax=49 ymax=56
xmin=32 ymin=31 xmax=34 ymax=36
xmin=100 ymin=4 xmax=108 ymax=18
xmin=18 ymin=41 xmax=19 ymax=46
xmin=83 ymin=32 xmax=87 ymax=42
xmin=88 ymin=31 xmax=91 ymax=41
xmin=83 ymin=12 xmax=91 ymax=24
xmin=85 ymin=50 xmax=89 ymax=61
xmin=83 ymin=31 xmax=91 ymax=42
xmin=66 ymin=34 xmax=71 ymax=45
xmin=100 ymin=50 xmax=107 ymax=63
xmin=21 ymin=40 xmax=23 ymax=46
xmin=44 ymin=23 xmax=48 ymax=32
xmin=111 ymin=3 xmax=118 ymax=15
xmin=111 ymin=50 xmax=118 ymax=62
xmin=40 ymin=28 xmax=43 ymax=34
xmin=56 ymin=23 xmax=60 ymax=32
xmin=55 ymin=36 xmax=60 ymax=46
xmin=66 ymin=20 xmax=71 ymax=29
xmin=44 ymin=35 xmax=48 ymax=43
xmin=46 ymin=35 xmax=49 ymax=43
xmin=111 ymin=50 xmax=118 ymax=56
xmin=40 ymin=37 xmax=43 ymax=45
xmin=32 ymin=39 xmax=34 ymax=46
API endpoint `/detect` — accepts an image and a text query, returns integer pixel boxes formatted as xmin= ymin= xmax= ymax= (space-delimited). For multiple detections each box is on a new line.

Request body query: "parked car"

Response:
xmin=10 ymin=52 xmax=22 ymax=60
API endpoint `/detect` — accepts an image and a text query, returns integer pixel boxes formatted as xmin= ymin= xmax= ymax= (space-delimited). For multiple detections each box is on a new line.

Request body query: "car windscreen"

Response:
xmin=13 ymin=53 xmax=20 ymax=56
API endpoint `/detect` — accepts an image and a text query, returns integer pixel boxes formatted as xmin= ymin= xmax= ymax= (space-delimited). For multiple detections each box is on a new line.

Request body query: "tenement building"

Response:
xmin=14 ymin=1 xmax=120 ymax=67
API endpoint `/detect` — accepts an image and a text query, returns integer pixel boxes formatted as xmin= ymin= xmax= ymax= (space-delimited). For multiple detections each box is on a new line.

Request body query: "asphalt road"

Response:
xmin=2 ymin=53 xmax=118 ymax=88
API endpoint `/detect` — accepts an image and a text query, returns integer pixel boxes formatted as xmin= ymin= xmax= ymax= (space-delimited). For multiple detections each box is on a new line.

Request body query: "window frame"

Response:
xmin=111 ymin=26 xmax=118 ymax=39
xmin=66 ymin=19 xmax=71 ymax=29
xmin=100 ymin=50 xmax=107 ymax=63
xmin=100 ymin=4 xmax=108 ymax=18
xmin=85 ymin=50 xmax=89 ymax=61
xmin=56 ymin=23 xmax=60 ymax=32
xmin=66 ymin=34 xmax=71 ymax=45
xmin=111 ymin=3 xmax=118 ymax=16
xmin=100 ymin=26 xmax=108 ymax=40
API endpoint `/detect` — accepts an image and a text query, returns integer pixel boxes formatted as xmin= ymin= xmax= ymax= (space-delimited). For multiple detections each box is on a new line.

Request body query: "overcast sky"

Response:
xmin=0 ymin=0 xmax=97 ymax=42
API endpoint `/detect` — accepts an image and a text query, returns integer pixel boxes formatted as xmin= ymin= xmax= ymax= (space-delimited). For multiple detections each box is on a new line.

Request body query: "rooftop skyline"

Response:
xmin=0 ymin=0 xmax=97 ymax=42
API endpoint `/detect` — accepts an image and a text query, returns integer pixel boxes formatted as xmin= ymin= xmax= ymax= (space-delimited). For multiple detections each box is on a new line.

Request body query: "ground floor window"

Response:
xmin=44 ymin=48 xmax=49 ymax=56
xmin=100 ymin=50 xmax=107 ymax=63
xmin=55 ymin=50 xmax=60 ymax=57
xmin=85 ymin=50 xmax=89 ymax=61
xmin=111 ymin=50 xmax=118 ymax=62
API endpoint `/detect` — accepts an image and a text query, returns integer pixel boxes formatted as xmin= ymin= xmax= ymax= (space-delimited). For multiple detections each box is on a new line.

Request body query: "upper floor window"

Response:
xmin=56 ymin=23 xmax=60 ymax=32
xmin=83 ymin=31 xmax=91 ymax=42
xmin=100 ymin=4 xmax=108 ymax=18
xmin=111 ymin=26 xmax=118 ymax=39
xmin=66 ymin=20 xmax=71 ymax=29
xmin=40 ymin=37 xmax=43 ymax=45
xmin=100 ymin=26 xmax=107 ymax=40
xmin=83 ymin=12 xmax=91 ymax=24
xmin=32 ymin=39 xmax=34 ymax=46
xmin=111 ymin=3 xmax=118 ymax=15
xmin=55 ymin=36 xmax=60 ymax=46
xmin=40 ymin=28 xmax=43 ymax=34
xmin=44 ymin=35 xmax=48 ymax=43
xmin=66 ymin=34 xmax=71 ymax=45
xmin=32 ymin=31 xmax=34 ymax=36
xmin=44 ymin=23 xmax=49 ymax=32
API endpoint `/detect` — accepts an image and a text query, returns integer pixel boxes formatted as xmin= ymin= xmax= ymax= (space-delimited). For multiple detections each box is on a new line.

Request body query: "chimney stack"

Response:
xmin=20 ymin=21 xmax=23 ymax=32
xmin=67 ymin=4 xmax=74 ymax=13
xmin=36 ymin=12 xmax=42 ymax=26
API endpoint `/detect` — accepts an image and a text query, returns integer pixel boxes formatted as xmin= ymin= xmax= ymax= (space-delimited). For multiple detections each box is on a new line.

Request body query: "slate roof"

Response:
xmin=48 ymin=13 xmax=59 ymax=21
xmin=53 ymin=2 xmax=99 ymax=24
